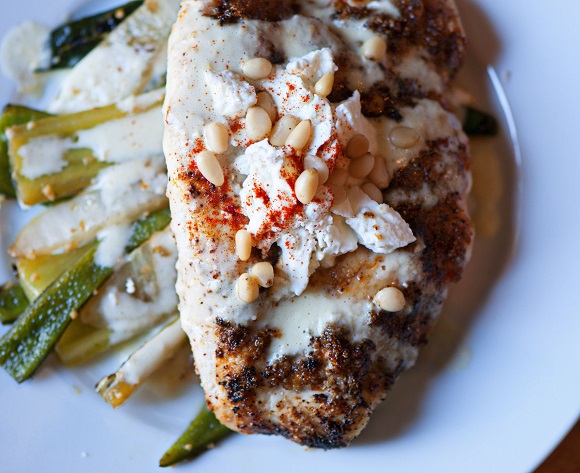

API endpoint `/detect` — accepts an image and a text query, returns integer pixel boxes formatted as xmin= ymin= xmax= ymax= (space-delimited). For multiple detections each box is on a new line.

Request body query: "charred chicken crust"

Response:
xmin=164 ymin=0 xmax=473 ymax=448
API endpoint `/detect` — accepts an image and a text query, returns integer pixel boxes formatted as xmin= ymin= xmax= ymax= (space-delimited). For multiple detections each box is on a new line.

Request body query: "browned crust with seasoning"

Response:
xmin=206 ymin=131 xmax=472 ymax=447
xmin=203 ymin=0 xmax=299 ymax=24
xmin=332 ymin=0 xmax=466 ymax=79
xmin=213 ymin=319 xmax=405 ymax=448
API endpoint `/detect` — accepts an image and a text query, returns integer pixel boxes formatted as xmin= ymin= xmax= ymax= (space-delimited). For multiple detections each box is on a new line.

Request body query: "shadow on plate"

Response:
xmin=356 ymin=0 xmax=521 ymax=445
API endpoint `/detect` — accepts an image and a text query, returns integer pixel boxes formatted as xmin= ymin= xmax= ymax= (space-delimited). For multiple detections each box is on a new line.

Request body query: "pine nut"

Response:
xmin=326 ymin=168 xmax=348 ymax=186
xmin=256 ymin=91 xmax=277 ymax=123
xmin=361 ymin=182 xmax=383 ymax=204
xmin=346 ymin=134 xmax=369 ymax=159
xmin=236 ymin=273 xmax=260 ymax=303
xmin=235 ymin=230 xmax=253 ymax=261
xmin=251 ymin=262 xmax=274 ymax=288
xmin=374 ymin=287 xmax=405 ymax=312
xmin=246 ymin=106 xmax=272 ymax=142
xmin=304 ymin=155 xmax=329 ymax=184
xmin=196 ymin=151 xmax=224 ymax=186
xmin=389 ymin=126 xmax=420 ymax=149
xmin=362 ymin=35 xmax=387 ymax=61
xmin=285 ymin=119 xmax=312 ymax=151
xmin=205 ymin=122 xmax=229 ymax=154
xmin=314 ymin=72 xmax=335 ymax=97
xmin=295 ymin=168 xmax=319 ymax=204
xmin=242 ymin=57 xmax=272 ymax=80
xmin=328 ymin=184 xmax=347 ymax=204
xmin=349 ymin=153 xmax=375 ymax=179
xmin=369 ymin=154 xmax=391 ymax=189
xmin=269 ymin=115 xmax=299 ymax=147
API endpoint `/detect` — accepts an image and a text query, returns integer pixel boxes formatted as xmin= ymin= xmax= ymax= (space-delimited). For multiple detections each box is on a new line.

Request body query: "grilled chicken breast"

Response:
xmin=163 ymin=0 xmax=473 ymax=448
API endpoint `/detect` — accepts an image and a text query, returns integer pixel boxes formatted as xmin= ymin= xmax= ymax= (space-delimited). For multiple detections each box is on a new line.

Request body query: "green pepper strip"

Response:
xmin=0 ymin=105 xmax=52 ymax=198
xmin=44 ymin=1 xmax=144 ymax=70
xmin=159 ymin=405 xmax=233 ymax=467
xmin=0 ymin=207 xmax=170 ymax=382
xmin=0 ymin=283 xmax=30 ymax=325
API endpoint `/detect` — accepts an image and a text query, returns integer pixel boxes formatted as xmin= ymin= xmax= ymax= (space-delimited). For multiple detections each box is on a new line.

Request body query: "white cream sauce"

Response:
xmin=95 ymin=223 xmax=133 ymax=268
xmin=264 ymin=289 xmax=374 ymax=360
xmin=17 ymin=102 xmax=164 ymax=179
xmin=75 ymin=107 xmax=164 ymax=162
xmin=82 ymin=228 xmax=178 ymax=341
xmin=0 ymin=21 xmax=50 ymax=96
xmin=117 ymin=88 xmax=166 ymax=113
xmin=120 ymin=318 xmax=186 ymax=385
xmin=18 ymin=136 xmax=71 ymax=179
xmin=10 ymin=156 xmax=168 ymax=258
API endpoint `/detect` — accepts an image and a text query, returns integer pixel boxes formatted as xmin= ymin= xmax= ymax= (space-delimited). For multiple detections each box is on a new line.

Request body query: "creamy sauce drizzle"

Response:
xmin=120 ymin=319 xmax=186 ymax=385
xmin=18 ymin=103 xmax=163 ymax=179
xmin=83 ymin=228 xmax=178 ymax=341
xmin=0 ymin=21 xmax=50 ymax=95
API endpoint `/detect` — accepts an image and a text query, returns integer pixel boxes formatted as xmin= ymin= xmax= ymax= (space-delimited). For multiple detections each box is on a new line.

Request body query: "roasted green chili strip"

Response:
xmin=44 ymin=1 xmax=144 ymax=70
xmin=0 ymin=105 xmax=51 ymax=198
xmin=0 ymin=241 xmax=107 ymax=382
xmin=0 ymin=283 xmax=29 ymax=325
xmin=0 ymin=208 xmax=171 ymax=382
xmin=126 ymin=208 xmax=171 ymax=251
xmin=159 ymin=405 xmax=233 ymax=467
xmin=16 ymin=246 xmax=89 ymax=301
xmin=6 ymin=98 xmax=153 ymax=206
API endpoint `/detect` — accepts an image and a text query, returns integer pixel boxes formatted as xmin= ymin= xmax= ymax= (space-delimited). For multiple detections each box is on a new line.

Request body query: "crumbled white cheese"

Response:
xmin=259 ymin=71 xmax=333 ymax=157
xmin=125 ymin=277 xmax=136 ymax=294
xmin=205 ymin=70 xmax=257 ymax=119
xmin=343 ymin=187 xmax=415 ymax=254
xmin=315 ymin=214 xmax=359 ymax=268
xmin=271 ymin=189 xmax=358 ymax=299
xmin=335 ymin=91 xmax=379 ymax=155
xmin=273 ymin=228 xmax=318 ymax=299
xmin=286 ymin=48 xmax=337 ymax=85
xmin=235 ymin=140 xmax=293 ymax=237
xmin=232 ymin=50 xmax=414 ymax=299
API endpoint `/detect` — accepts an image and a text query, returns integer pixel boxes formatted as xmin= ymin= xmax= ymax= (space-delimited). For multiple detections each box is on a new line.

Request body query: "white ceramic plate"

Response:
xmin=1 ymin=1 xmax=579 ymax=472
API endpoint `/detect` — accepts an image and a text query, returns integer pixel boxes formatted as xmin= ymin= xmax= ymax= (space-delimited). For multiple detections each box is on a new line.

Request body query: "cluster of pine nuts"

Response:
xmin=325 ymin=133 xmax=392 ymax=207
xmin=200 ymin=56 xmax=420 ymax=303
xmin=234 ymin=228 xmax=276 ymax=303
xmin=236 ymin=261 xmax=275 ymax=303
xmin=234 ymin=57 xmax=333 ymax=302
xmin=196 ymin=121 xmax=230 ymax=186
